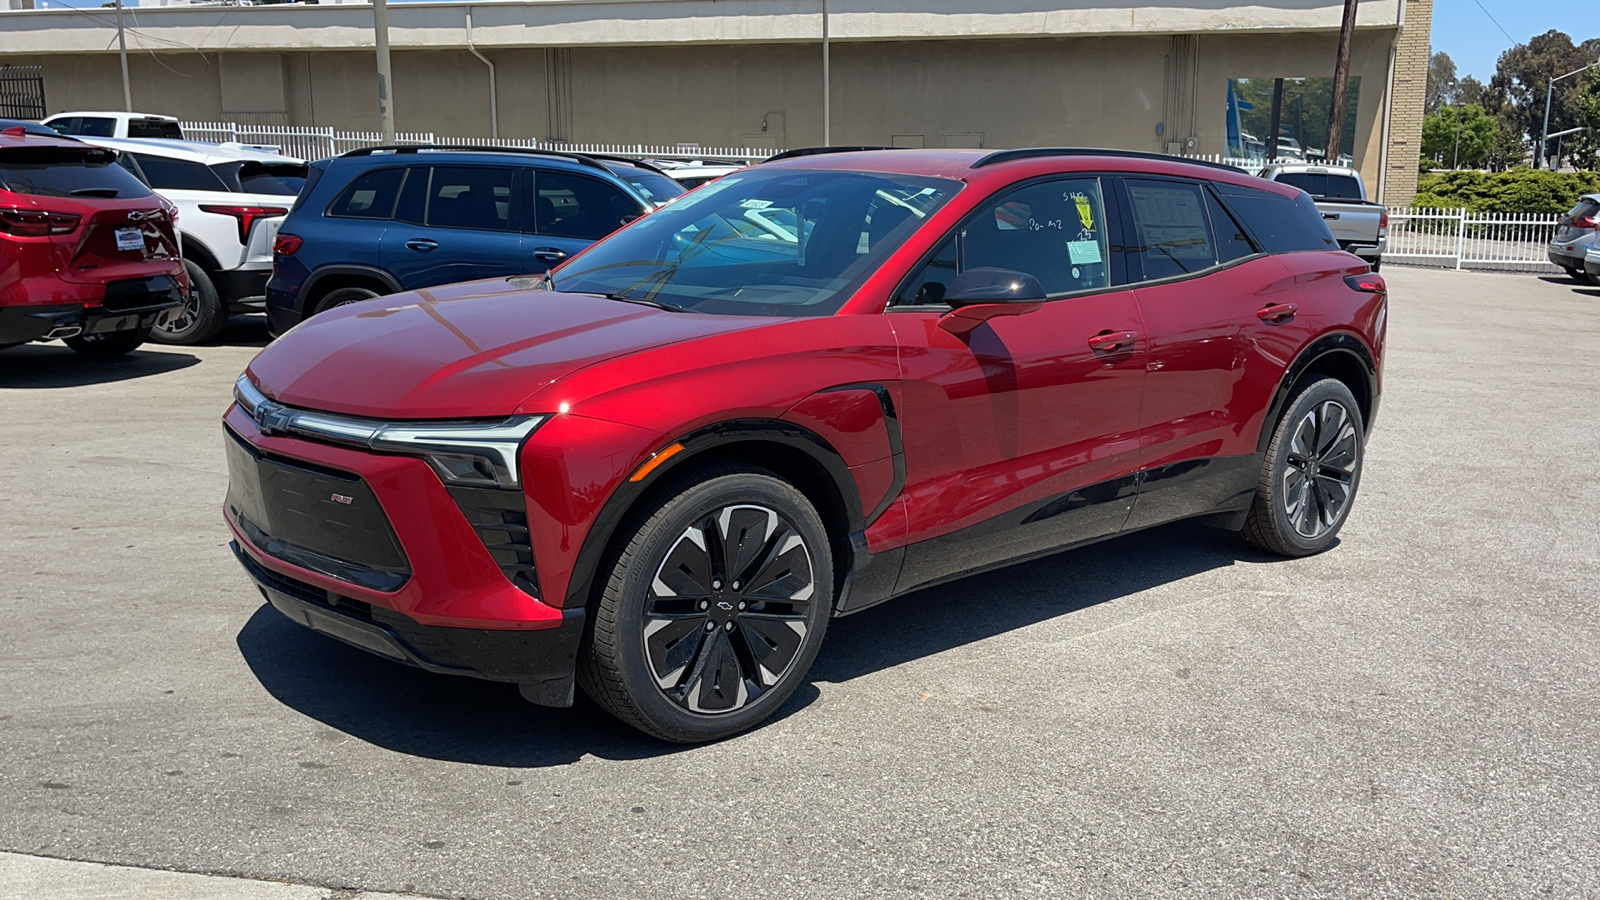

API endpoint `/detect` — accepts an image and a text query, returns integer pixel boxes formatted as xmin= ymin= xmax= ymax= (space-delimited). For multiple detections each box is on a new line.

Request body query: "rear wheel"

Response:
xmin=151 ymin=260 xmax=226 ymax=345
xmin=64 ymin=326 xmax=150 ymax=359
xmin=1566 ymin=267 xmax=1590 ymax=283
xmin=313 ymin=286 xmax=381 ymax=317
xmin=1241 ymin=377 xmax=1365 ymax=557
xmin=578 ymin=463 xmax=833 ymax=743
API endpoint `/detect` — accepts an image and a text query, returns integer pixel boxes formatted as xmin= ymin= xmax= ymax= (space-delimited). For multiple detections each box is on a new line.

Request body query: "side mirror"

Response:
xmin=944 ymin=268 xmax=1046 ymax=308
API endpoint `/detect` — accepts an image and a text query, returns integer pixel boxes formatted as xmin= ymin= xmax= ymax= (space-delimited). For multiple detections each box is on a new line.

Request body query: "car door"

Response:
xmin=378 ymin=164 xmax=525 ymax=290
xmin=888 ymin=175 xmax=1148 ymax=594
xmin=1117 ymin=176 xmax=1305 ymax=529
xmin=525 ymin=169 xmax=643 ymax=272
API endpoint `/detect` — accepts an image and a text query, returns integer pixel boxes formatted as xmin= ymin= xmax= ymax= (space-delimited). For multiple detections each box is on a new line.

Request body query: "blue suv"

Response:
xmin=264 ymin=146 xmax=683 ymax=334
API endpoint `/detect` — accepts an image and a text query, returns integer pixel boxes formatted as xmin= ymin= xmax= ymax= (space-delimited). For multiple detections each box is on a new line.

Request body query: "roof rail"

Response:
xmin=764 ymin=146 xmax=893 ymax=163
xmin=337 ymin=144 xmax=611 ymax=173
xmin=579 ymin=153 xmax=674 ymax=176
xmin=971 ymin=147 xmax=1245 ymax=173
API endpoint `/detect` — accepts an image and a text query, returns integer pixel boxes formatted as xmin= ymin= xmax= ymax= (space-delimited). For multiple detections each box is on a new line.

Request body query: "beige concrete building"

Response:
xmin=0 ymin=0 xmax=1432 ymax=203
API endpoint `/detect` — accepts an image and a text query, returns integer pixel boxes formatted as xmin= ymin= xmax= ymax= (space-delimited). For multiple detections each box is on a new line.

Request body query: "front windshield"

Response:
xmin=612 ymin=166 xmax=687 ymax=207
xmin=553 ymin=168 xmax=958 ymax=317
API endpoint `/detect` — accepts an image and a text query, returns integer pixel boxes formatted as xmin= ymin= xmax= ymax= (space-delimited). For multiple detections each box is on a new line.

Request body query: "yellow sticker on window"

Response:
xmin=1075 ymin=195 xmax=1095 ymax=232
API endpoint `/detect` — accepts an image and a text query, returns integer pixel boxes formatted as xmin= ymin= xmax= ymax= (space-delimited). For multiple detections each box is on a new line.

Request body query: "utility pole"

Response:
xmin=1266 ymin=78 xmax=1284 ymax=160
xmin=821 ymin=0 xmax=830 ymax=145
xmin=373 ymin=0 xmax=396 ymax=143
xmin=1541 ymin=61 xmax=1598 ymax=169
xmin=1325 ymin=0 xmax=1359 ymax=164
xmin=113 ymin=0 xmax=131 ymax=112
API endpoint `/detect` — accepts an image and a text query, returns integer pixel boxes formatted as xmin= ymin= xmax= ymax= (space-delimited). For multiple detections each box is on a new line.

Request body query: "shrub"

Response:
xmin=1412 ymin=170 xmax=1600 ymax=213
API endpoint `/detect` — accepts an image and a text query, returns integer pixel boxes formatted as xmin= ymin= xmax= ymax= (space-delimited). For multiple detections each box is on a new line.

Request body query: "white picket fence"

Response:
xmin=1384 ymin=208 xmax=1562 ymax=271
xmin=179 ymin=121 xmax=775 ymax=163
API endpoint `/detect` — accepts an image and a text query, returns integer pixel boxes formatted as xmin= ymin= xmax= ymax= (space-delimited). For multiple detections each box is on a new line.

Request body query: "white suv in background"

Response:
xmin=80 ymin=137 xmax=306 ymax=344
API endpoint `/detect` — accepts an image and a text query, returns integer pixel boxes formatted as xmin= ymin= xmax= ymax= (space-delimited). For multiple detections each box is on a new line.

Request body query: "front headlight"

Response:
xmin=233 ymin=374 xmax=546 ymax=489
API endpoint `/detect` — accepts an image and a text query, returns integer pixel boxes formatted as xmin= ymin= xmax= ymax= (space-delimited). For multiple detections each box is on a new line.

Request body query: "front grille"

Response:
xmin=447 ymin=486 xmax=539 ymax=598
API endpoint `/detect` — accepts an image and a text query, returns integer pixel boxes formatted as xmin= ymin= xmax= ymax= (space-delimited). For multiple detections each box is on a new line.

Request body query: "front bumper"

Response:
xmin=1585 ymin=255 xmax=1600 ymax=278
xmin=236 ymin=543 xmax=584 ymax=702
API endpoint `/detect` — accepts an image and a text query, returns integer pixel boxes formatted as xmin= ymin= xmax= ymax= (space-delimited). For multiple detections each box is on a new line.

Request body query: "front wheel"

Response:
xmin=64 ymin=327 xmax=150 ymax=359
xmin=578 ymin=463 xmax=833 ymax=743
xmin=1241 ymin=377 xmax=1365 ymax=557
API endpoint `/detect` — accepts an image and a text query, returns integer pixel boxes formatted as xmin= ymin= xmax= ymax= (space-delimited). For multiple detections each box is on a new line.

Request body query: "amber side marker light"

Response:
xmin=629 ymin=442 xmax=686 ymax=483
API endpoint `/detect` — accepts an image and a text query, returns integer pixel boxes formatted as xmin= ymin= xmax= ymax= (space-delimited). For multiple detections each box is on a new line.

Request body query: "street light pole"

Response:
xmin=113 ymin=0 xmax=131 ymax=112
xmin=1540 ymin=60 xmax=1598 ymax=169
xmin=373 ymin=0 xmax=396 ymax=144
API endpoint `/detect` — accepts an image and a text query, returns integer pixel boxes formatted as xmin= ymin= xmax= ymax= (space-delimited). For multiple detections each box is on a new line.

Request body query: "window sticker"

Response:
xmin=1068 ymin=240 xmax=1103 ymax=264
xmin=1072 ymin=194 xmax=1095 ymax=232
xmin=740 ymin=198 xmax=773 ymax=209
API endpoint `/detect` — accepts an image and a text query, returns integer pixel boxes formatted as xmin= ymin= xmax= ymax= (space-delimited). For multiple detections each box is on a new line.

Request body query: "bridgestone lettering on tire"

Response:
xmin=577 ymin=462 xmax=833 ymax=743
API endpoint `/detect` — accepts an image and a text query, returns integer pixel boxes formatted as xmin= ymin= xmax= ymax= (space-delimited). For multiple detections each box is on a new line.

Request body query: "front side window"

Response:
xmin=895 ymin=177 xmax=1110 ymax=305
xmin=534 ymin=172 xmax=638 ymax=240
xmin=130 ymin=154 xmax=229 ymax=192
xmin=552 ymin=168 xmax=958 ymax=316
xmin=328 ymin=167 xmax=404 ymax=219
xmin=53 ymin=117 xmax=115 ymax=137
xmin=1126 ymin=180 xmax=1217 ymax=280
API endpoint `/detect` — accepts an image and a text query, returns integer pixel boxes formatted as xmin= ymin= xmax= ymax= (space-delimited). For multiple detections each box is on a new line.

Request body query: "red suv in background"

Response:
xmin=0 ymin=128 xmax=183 ymax=357
xmin=226 ymin=148 xmax=1386 ymax=742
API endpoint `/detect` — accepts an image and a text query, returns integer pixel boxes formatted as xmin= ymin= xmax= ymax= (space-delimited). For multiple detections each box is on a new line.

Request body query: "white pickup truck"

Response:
xmin=1259 ymin=163 xmax=1387 ymax=270
xmin=43 ymin=111 xmax=184 ymax=140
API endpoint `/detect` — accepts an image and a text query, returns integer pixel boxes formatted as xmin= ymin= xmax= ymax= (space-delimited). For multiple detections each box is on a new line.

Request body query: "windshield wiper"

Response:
xmin=570 ymin=290 xmax=687 ymax=313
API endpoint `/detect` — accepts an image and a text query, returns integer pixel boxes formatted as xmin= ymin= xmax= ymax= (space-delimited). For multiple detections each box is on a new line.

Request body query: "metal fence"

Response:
xmin=0 ymin=65 xmax=46 ymax=121
xmin=179 ymin=121 xmax=776 ymax=164
xmin=1384 ymin=208 xmax=1561 ymax=271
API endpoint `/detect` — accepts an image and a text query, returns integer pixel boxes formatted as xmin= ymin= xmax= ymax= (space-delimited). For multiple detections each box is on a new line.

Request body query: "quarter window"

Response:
xmin=1205 ymin=189 xmax=1258 ymax=264
xmin=1126 ymin=180 xmax=1217 ymax=280
xmin=329 ymin=168 xmax=404 ymax=219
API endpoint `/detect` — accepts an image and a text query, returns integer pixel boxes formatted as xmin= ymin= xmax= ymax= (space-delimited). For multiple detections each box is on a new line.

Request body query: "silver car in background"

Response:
xmin=1549 ymin=193 xmax=1599 ymax=284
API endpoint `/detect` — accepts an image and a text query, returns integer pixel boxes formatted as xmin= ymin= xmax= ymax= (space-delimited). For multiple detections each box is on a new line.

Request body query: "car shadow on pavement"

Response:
xmin=238 ymin=519 xmax=1275 ymax=766
xmin=209 ymin=315 xmax=272 ymax=348
xmin=0 ymin=344 xmax=199 ymax=388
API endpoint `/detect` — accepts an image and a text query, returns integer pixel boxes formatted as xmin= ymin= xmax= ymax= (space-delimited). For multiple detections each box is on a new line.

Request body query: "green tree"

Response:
xmin=1569 ymin=73 xmax=1600 ymax=170
xmin=1427 ymin=51 xmax=1458 ymax=115
xmin=1456 ymin=75 xmax=1488 ymax=109
xmin=1488 ymin=31 xmax=1600 ymax=147
xmin=1484 ymin=118 xmax=1531 ymax=171
xmin=1422 ymin=104 xmax=1497 ymax=168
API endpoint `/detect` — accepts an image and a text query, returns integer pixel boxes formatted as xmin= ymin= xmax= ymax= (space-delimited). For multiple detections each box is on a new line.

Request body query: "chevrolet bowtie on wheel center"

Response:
xmin=225 ymin=147 xmax=1385 ymax=742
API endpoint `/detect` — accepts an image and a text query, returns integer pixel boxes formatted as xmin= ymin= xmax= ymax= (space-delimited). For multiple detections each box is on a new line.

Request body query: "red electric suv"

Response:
xmin=0 ymin=129 xmax=183 ymax=356
xmin=226 ymin=148 xmax=1385 ymax=742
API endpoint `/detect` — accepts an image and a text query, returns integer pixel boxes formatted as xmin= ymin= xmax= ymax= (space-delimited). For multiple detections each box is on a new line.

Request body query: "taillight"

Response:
xmin=201 ymin=205 xmax=289 ymax=245
xmin=1344 ymin=273 xmax=1385 ymax=293
xmin=1378 ymin=210 xmax=1389 ymax=235
xmin=273 ymin=233 xmax=303 ymax=257
xmin=1574 ymin=216 xmax=1597 ymax=228
xmin=0 ymin=207 xmax=81 ymax=236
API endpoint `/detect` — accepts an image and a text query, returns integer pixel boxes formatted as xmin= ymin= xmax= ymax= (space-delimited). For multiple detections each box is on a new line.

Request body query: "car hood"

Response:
xmin=247 ymin=278 xmax=775 ymax=419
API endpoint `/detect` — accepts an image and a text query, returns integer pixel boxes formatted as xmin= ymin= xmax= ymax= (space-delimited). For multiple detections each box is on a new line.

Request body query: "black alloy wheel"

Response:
xmin=314 ymin=286 xmax=381 ymax=317
xmin=1241 ymin=377 xmax=1365 ymax=557
xmin=578 ymin=462 xmax=833 ymax=743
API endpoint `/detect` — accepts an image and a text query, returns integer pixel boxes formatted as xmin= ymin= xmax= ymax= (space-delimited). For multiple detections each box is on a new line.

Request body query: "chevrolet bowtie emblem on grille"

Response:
xmin=252 ymin=401 xmax=292 ymax=436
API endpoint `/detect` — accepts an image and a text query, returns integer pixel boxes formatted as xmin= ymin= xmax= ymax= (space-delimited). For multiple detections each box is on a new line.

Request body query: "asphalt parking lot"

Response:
xmin=2 ymin=267 xmax=1598 ymax=900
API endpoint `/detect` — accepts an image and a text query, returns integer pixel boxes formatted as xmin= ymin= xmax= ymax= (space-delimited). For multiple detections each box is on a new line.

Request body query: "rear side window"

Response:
xmin=425 ymin=166 xmax=516 ymax=231
xmin=0 ymin=146 xmax=152 ymax=198
xmin=1126 ymin=180 xmax=1216 ymax=279
xmin=534 ymin=171 xmax=637 ymax=240
xmin=1205 ymin=189 xmax=1258 ymax=263
xmin=127 ymin=119 xmax=182 ymax=139
xmin=235 ymin=162 xmax=307 ymax=196
xmin=130 ymin=153 xmax=229 ymax=192
xmin=329 ymin=167 xmax=404 ymax=219
xmin=1215 ymin=186 xmax=1336 ymax=253
xmin=1272 ymin=171 xmax=1363 ymax=200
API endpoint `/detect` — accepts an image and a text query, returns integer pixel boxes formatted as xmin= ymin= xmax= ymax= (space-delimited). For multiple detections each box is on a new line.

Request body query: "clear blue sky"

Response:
xmin=1434 ymin=0 xmax=1598 ymax=80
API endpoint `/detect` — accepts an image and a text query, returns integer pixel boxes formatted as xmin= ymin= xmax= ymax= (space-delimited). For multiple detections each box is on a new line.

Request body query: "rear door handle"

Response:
xmin=405 ymin=238 xmax=439 ymax=252
xmin=1087 ymin=330 xmax=1138 ymax=352
xmin=532 ymin=247 xmax=568 ymax=262
xmin=1322 ymin=212 xmax=1341 ymax=220
xmin=1257 ymin=303 xmax=1298 ymax=323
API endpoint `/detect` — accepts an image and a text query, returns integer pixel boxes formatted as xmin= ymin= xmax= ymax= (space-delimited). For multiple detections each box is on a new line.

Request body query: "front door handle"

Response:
xmin=1087 ymin=330 xmax=1138 ymax=352
xmin=405 ymin=238 xmax=439 ymax=252
xmin=1322 ymin=212 xmax=1341 ymax=220
xmin=532 ymin=247 xmax=568 ymax=262
xmin=1257 ymin=302 xmax=1298 ymax=323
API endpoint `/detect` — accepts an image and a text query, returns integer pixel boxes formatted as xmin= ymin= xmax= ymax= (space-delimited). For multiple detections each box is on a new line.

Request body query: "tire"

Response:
xmin=1368 ymin=258 xmax=1381 ymax=272
xmin=1240 ymin=377 xmax=1365 ymax=557
xmin=1566 ymin=267 xmax=1590 ymax=284
xmin=577 ymin=462 xmax=834 ymax=743
xmin=151 ymin=260 xmax=226 ymax=345
xmin=64 ymin=326 xmax=150 ymax=359
xmin=313 ymin=286 xmax=381 ymax=317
